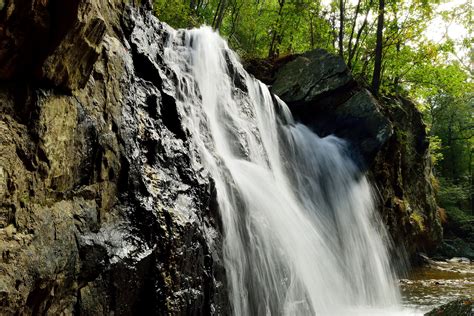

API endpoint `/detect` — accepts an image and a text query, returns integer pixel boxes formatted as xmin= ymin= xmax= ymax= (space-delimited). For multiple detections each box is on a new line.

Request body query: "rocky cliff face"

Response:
xmin=371 ymin=97 xmax=442 ymax=259
xmin=0 ymin=1 xmax=227 ymax=314
xmin=248 ymin=49 xmax=442 ymax=260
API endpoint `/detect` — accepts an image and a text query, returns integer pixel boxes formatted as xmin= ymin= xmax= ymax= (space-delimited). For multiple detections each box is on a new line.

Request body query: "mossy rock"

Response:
xmin=424 ymin=298 xmax=473 ymax=316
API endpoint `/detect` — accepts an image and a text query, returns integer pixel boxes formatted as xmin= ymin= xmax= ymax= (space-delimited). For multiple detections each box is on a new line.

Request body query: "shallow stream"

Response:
xmin=401 ymin=258 xmax=473 ymax=314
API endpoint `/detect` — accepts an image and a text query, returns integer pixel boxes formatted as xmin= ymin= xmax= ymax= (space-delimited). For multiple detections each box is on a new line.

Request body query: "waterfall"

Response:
xmin=162 ymin=26 xmax=413 ymax=315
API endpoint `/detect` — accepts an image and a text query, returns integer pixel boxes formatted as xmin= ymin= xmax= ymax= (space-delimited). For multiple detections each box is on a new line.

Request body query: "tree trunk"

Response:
xmin=347 ymin=0 xmax=372 ymax=70
xmin=371 ymin=0 xmax=384 ymax=95
xmin=330 ymin=12 xmax=337 ymax=50
xmin=470 ymin=148 xmax=473 ymax=215
xmin=212 ymin=0 xmax=227 ymax=30
xmin=338 ymin=0 xmax=345 ymax=58
xmin=347 ymin=0 xmax=362 ymax=65
xmin=393 ymin=40 xmax=401 ymax=93
xmin=228 ymin=0 xmax=243 ymax=38
xmin=268 ymin=0 xmax=285 ymax=58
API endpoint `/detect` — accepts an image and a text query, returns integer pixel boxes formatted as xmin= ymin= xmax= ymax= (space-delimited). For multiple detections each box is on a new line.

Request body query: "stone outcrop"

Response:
xmin=247 ymin=49 xmax=442 ymax=259
xmin=0 ymin=1 xmax=227 ymax=314
xmin=371 ymin=97 xmax=442 ymax=258
xmin=271 ymin=49 xmax=392 ymax=165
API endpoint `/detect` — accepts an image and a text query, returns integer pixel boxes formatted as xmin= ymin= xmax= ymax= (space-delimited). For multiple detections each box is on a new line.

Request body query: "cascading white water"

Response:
xmin=162 ymin=26 xmax=416 ymax=315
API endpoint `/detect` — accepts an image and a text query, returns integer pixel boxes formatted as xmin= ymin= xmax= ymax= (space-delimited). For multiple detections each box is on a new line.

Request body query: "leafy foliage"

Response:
xmin=437 ymin=178 xmax=470 ymax=208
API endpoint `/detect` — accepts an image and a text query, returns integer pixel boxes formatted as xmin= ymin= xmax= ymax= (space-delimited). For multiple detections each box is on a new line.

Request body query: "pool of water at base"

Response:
xmin=400 ymin=258 xmax=473 ymax=314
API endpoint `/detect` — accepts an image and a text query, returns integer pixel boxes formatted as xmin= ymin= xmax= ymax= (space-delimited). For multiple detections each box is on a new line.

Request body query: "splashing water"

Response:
xmin=162 ymin=26 xmax=417 ymax=315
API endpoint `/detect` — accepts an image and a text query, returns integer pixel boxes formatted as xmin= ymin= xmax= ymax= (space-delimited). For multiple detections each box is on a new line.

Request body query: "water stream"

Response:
xmin=162 ymin=26 xmax=420 ymax=315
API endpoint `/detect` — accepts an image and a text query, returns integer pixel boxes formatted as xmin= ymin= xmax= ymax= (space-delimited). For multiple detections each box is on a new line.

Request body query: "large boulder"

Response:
xmin=271 ymin=49 xmax=355 ymax=105
xmin=0 ymin=1 xmax=227 ymax=314
xmin=271 ymin=49 xmax=392 ymax=165
xmin=248 ymin=49 xmax=442 ymax=260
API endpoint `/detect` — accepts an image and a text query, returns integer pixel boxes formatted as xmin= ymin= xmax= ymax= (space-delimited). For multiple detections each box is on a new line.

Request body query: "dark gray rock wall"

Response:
xmin=0 ymin=1 xmax=227 ymax=315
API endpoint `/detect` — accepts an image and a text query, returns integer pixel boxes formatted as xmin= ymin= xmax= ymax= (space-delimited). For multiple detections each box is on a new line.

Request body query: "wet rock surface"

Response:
xmin=271 ymin=49 xmax=355 ymax=105
xmin=371 ymin=97 xmax=442 ymax=258
xmin=247 ymin=49 xmax=442 ymax=259
xmin=424 ymin=298 xmax=473 ymax=316
xmin=0 ymin=1 xmax=227 ymax=314
xmin=270 ymin=49 xmax=391 ymax=165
